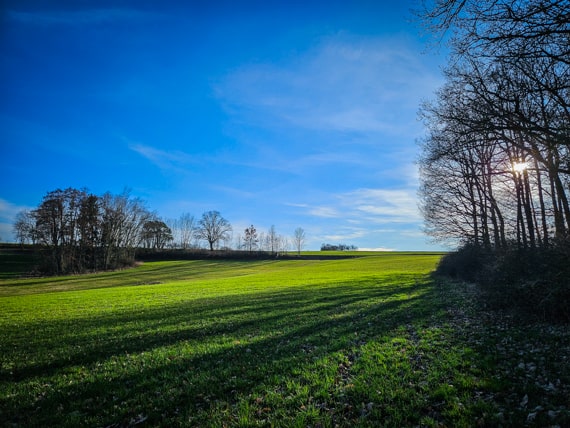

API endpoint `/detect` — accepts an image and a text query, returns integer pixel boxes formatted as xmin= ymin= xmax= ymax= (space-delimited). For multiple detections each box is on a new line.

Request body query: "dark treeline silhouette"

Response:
xmin=13 ymin=188 xmax=155 ymax=274
xmin=418 ymin=0 xmax=570 ymax=321
xmin=320 ymin=243 xmax=358 ymax=251
xmin=13 ymin=188 xmax=308 ymax=275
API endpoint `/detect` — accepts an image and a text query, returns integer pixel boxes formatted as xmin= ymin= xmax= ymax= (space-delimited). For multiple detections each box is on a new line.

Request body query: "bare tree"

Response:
xmin=418 ymin=0 xmax=570 ymax=249
xmin=99 ymin=190 xmax=151 ymax=269
xmin=257 ymin=232 xmax=267 ymax=251
xmin=13 ymin=210 xmax=35 ymax=245
xmin=32 ymin=188 xmax=87 ymax=273
xmin=17 ymin=188 xmax=156 ymax=274
xmin=243 ymin=225 xmax=258 ymax=252
xmin=77 ymin=193 xmax=102 ymax=269
xmin=277 ymin=234 xmax=289 ymax=255
xmin=178 ymin=213 xmax=196 ymax=249
xmin=419 ymin=0 xmax=570 ymax=65
xmin=168 ymin=213 xmax=196 ymax=249
xmin=293 ymin=227 xmax=306 ymax=255
xmin=196 ymin=211 xmax=232 ymax=251
xmin=267 ymin=225 xmax=278 ymax=254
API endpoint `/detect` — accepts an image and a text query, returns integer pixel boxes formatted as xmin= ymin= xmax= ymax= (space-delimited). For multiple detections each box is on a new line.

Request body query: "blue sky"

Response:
xmin=0 ymin=0 xmax=446 ymax=250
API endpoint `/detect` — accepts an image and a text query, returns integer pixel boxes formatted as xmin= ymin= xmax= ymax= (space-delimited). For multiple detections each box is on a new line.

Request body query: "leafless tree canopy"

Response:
xmin=293 ymin=227 xmax=306 ymax=255
xmin=418 ymin=0 xmax=570 ymax=249
xmin=14 ymin=188 xmax=154 ymax=274
xmin=196 ymin=210 xmax=233 ymax=251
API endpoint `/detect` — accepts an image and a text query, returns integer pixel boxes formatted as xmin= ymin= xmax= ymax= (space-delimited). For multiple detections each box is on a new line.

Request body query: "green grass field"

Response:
xmin=1 ymin=254 xmax=569 ymax=427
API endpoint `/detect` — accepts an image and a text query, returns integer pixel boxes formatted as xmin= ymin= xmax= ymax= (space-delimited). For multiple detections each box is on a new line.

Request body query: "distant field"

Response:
xmin=1 ymin=254 xmax=568 ymax=427
xmin=300 ymin=250 xmax=447 ymax=257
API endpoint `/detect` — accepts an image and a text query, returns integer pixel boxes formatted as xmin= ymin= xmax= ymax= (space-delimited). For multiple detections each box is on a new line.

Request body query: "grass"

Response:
xmin=0 ymin=254 xmax=569 ymax=427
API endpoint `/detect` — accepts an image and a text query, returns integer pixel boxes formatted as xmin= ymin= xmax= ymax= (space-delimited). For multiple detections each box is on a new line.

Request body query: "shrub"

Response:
xmin=434 ymin=242 xmax=489 ymax=282
xmin=436 ymin=239 xmax=570 ymax=323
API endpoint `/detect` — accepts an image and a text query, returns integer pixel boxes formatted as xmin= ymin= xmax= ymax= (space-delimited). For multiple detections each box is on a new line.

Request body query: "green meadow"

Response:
xmin=1 ymin=254 xmax=568 ymax=427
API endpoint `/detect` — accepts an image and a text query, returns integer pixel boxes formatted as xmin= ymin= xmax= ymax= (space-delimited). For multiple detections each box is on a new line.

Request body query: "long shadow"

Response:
xmin=0 ymin=259 xmax=281 ymax=292
xmin=3 ymin=277 xmax=420 ymax=381
xmin=1 ymin=275 xmax=444 ymax=426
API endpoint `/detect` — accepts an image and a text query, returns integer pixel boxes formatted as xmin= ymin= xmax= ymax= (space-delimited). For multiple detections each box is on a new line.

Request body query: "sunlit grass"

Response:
xmin=1 ymin=255 xmax=568 ymax=427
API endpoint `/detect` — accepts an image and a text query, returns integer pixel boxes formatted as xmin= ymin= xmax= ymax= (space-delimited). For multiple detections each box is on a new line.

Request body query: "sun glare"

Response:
xmin=512 ymin=162 xmax=528 ymax=173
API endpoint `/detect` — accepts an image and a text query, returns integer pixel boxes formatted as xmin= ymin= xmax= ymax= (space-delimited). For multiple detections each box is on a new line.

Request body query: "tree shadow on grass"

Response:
xmin=0 ymin=259 xmax=279 ymax=292
xmin=1 ymin=274 xmax=449 ymax=427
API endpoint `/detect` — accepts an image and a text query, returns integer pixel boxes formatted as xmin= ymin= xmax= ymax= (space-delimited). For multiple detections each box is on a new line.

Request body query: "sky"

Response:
xmin=0 ymin=0 xmax=446 ymax=251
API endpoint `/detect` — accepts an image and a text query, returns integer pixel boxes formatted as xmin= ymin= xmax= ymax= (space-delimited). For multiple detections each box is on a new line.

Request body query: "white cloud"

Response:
xmin=309 ymin=206 xmax=340 ymax=218
xmin=347 ymin=188 xmax=422 ymax=221
xmin=298 ymin=187 xmax=421 ymax=226
xmin=0 ymin=199 xmax=33 ymax=242
xmin=0 ymin=199 xmax=31 ymax=223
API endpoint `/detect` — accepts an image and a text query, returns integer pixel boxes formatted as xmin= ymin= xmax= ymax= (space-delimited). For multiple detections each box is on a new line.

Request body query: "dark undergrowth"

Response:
xmin=435 ymin=238 xmax=570 ymax=323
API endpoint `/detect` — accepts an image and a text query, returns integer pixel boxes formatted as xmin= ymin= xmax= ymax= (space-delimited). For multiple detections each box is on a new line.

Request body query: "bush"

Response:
xmin=436 ymin=239 xmax=570 ymax=323
xmin=435 ymin=242 xmax=490 ymax=282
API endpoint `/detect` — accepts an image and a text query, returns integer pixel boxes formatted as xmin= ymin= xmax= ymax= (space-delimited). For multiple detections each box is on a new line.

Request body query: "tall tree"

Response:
xmin=100 ymin=190 xmax=151 ymax=268
xmin=32 ymin=188 xmax=87 ymax=273
xmin=267 ymin=225 xmax=278 ymax=254
xmin=178 ymin=213 xmax=196 ymax=249
xmin=418 ymin=0 xmax=570 ymax=249
xmin=243 ymin=225 xmax=258 ymax=252
xmin=16 ymin=188 xmax=154 ymax=274
xmin=293 ymin=227 xmax=306 ymax=255
xmin=141 ymin=220 xmax=173 ymax=249
xmin=196 ymin=211 xmax=232 ymax=251
xmin=13 ymin=210 xmax=36 ymax=245
xmin=77 ymin=193 xmax=101 ymax=270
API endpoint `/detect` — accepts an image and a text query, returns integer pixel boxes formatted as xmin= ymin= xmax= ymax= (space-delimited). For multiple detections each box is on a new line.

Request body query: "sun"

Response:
xmin=512 ymin=162 xmax=528 ymax=173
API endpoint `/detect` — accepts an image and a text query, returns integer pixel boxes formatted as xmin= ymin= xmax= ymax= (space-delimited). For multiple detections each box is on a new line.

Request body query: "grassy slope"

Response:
xmin=1 ymin=255 xmax=568 ymax=427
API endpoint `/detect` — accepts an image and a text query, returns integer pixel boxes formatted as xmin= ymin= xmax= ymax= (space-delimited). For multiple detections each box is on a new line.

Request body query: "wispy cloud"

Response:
xmin=309 ymin=206 xmax=341 ymax=218
xmin=297 ymin=187 xmax=421 ymax=225
xmin=0 ymin=198 xmax=34 ymax=242
xmin=285 ymin=183 xmax=425 ymax=248
xmin=215 ymin=33 xmax=441 ymax=139
xmin=129 ymin=143 xmax=201 ymax=174
xmin=344 ymin=188 xmax=421 ymax=222
xmin=0 ymin=199 xmax=32 ymax=223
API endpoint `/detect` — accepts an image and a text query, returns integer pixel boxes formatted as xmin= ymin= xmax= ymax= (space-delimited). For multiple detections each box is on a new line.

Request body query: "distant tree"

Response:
xmin=196 ymin=210 xmax=232 ymax=251
xmin=100 ymin=190 xmax=151 ymax=268
xmin=293 ymin=227 xmax=305 ymax=255
xmin=178 ymin=213 xmax=196 ymax=249
xmin=13 ymin=210 xmax=36 ymax=245
xmin=257 ymin=232 xmax=267 ymax=251
xmin=267 ymin=225 xmax=278 ymax=254
xmin=32 ymin=188 xmax=87 ymax=273
xmin=168 ymin=213 xmax=197 ymax=249
xmin=277 ymin=235 xmax=289 ymax=255
xmin=16 ymin=188 xmax=154 ymax=274
xmin=320 ymin=243 xmax=357 ymax=251
xmin=141 ymin=220 xmax=173 ymax=249
xmin=243 ymin=224 xmax=258 ymax=252
xmin=77 ymin=193 xmax=102 ymax=269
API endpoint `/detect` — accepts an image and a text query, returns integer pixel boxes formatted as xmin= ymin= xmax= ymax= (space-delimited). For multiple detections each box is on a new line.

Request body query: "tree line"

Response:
xmin=13 ymin=187 xmax=306 ymax=274
xmin=418 ymin=0 xmax=570 ymax=321
xmin=419 ymin=0 xmax=569 ymax=250
xmin=320 ymin=243 xmax=358 ymax=251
